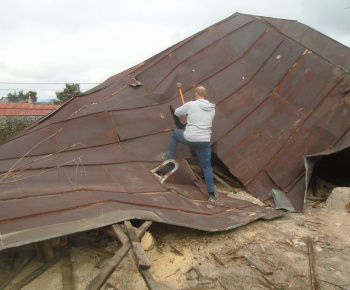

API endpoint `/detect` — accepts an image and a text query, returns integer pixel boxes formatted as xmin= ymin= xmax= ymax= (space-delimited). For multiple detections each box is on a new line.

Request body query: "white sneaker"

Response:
xmin=209 ymin=191 xmax=219 ymax=202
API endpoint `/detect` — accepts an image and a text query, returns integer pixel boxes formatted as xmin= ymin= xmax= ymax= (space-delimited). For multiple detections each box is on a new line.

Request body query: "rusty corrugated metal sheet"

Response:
xmin=0 ymin=13 xmax=349 ymax=250
xmin=0 ymin=103 xmax=60 ymax=116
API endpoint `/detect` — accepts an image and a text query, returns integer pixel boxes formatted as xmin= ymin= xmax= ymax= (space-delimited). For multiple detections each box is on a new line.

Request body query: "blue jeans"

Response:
xmin=167 ymin=129 xmax=214 ymax=193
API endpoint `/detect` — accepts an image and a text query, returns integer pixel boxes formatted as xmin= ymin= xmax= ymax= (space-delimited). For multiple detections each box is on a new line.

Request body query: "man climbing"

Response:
xmin=167 ymin=86 xmax=218 ymax=202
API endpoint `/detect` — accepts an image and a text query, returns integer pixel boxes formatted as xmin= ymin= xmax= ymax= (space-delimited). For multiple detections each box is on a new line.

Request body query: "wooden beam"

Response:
xmin=213 ymin=173 xmax=234 ymax=192
xmin=307 ymin=237 xmax=320 ymax=290
xmin=113 ymin=223 xmax=159 ymax=290
xmin=9 ymin=258 xmax=59 ymax=290
xmin=0 ymin=253 xmax=33 ymax=290
xmin=85 ymin=221 xmax=152 ymax=290
xmin=59 ymin=246 xmax=74 ymax=290
xmin=40 ymin=240 xmax=54 ymax=262
xmin=139 ymin=269 xmax=160 ymax=290
xmin=124 ymin=221 xmax=151 ymax=271
xmin=111 ymin=224 xmax=129 ymax=245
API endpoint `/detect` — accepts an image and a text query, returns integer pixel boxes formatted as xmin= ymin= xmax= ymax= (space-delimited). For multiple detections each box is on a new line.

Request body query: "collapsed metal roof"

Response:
xmin=1 ymin=13 xmax=350 ymax=250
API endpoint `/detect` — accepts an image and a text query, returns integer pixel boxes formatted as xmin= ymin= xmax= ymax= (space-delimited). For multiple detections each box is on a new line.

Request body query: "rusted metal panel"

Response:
xmin=52 ymin=113 xmax=118 ymax=151
xmin=0 ymin=199 xmax=284 ymax=250
xmin=0 ymin=13 xmax=349 ymax=251
xmin=285 ymin=177 xmax=307 ymax=212
xmin=215 ymin=77 xmax=271 ymax=133
xmin=0 ymin=190 xmax=101 ymax=221
xmin=256 ymin=38 xmax=306 ymax=90
xmin=276 ymin=62 xmax=337 ymax=117
xmin=111 ymin=105 xmax=172 ymax=140
xmin=305 ymin=89 xmax=350 ymax=142
xmin=119 ymin=131 xmax=191 ymax=161
xmin=249 ymin=92 xmax=305 ymax=145
xmin=245 ymin=171 xmax=279 ymax=202
xmin=261 ymin=16 xmax=350 ymax=72
xmin=173 ymin=14 xmax=255 ymax=61
xmin=266 ymin=124 xmax=331 ymax=191
xmin=0 ymin=125 xmax=58 ymax=159
xmin=240 ymin=27 xmax=284 ymax=71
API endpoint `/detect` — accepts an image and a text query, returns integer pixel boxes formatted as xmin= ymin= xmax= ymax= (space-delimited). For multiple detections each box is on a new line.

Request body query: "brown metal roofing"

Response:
xmin=0 ymin=103 xmax=60 ymax=116
xmin=0 ymin=13 xmax=349 ymax=250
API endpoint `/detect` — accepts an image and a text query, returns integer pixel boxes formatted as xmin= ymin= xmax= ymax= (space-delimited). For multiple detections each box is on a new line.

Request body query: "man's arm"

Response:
xmin=174 ymin=102 xmax=191 ymax=117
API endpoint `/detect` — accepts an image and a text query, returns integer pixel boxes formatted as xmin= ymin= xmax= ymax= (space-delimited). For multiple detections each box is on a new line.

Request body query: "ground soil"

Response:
xmin=1 ymin=184 xmax=349 ymax=290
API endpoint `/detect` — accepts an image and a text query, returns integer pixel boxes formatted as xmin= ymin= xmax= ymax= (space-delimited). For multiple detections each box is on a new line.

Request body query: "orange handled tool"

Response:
xmin=177 ymin=83 xmax=185 ymax=104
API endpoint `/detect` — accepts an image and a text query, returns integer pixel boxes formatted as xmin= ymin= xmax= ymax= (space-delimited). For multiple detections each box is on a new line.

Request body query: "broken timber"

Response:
xmin=124 ymin=221 xmax=151 ymax=271
xmin=307 ymin=237 xmax=320 ymax=290
xmin=59 ymin=245 xmax=74 ymax=290
xmin=113 ymin=222 xmax=159 ymax=290
xmin=9 ymin=257 xmax=59 ymax=290
xmin=244 ymin=255 xmax=273 ymax=276
xmin=85 ymin=221 xmax=153 ymax=290
xmin=0 ymin=253 xmax=33 ymax=290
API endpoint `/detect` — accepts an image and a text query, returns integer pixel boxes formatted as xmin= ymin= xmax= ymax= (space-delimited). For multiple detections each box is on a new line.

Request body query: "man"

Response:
xmin=167 ymin=86 xmax=218 ymax=202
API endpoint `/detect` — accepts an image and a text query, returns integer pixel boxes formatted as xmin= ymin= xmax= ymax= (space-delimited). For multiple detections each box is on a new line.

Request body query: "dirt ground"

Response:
xmin=1 ymin=184 xmax=350 ymax=290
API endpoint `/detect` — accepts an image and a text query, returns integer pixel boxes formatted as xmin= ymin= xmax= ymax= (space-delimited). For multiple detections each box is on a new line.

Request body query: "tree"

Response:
xmin=0 ymin=117 xmax=35 ymax=143
xmin=54 ymin=83 xmax=81 ymax=104
xmin=7 ymin=90 xmax=38 ymax=103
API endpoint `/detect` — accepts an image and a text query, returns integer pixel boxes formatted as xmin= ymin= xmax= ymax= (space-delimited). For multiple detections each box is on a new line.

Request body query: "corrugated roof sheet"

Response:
xmin=0 ymin=13 xmax=349 ymax=250
xmin=0 ymin=103 xmax=60 ymax=116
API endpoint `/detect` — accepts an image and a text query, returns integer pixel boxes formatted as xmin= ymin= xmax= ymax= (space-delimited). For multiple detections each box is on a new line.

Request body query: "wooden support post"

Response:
xmin=41 ymin=240 xmax=54 ymax=261
xmin=113 ymin=222 xmax=159 ymax=290
xmin=59 ymin=246 xmax=74 ymax=290
xmin=34 ymin=240 xmax=54 ymax=262
xmin=85 ymin=221 xmax=152 ymax=290
xmin=124 ymin=221 xmax=151 ymax=271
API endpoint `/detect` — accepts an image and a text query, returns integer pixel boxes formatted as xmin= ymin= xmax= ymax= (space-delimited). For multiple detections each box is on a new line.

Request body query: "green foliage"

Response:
xmin=54 ymin=83 xmax=81 ymax=104
xmin=0 ymin=117 xmax=36 ymax=143
xmin=7 ymin=90 xmax=38 ymax=103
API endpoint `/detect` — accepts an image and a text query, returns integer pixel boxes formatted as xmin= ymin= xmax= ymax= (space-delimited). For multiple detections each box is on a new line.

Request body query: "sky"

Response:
xmin=1 ymin=0 xmax=350 ymax=102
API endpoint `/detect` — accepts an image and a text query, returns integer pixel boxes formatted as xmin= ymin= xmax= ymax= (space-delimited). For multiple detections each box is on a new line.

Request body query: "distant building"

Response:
xmin=0 ymin=97 xmax=60 ymax=126
xmin=0 ymin=102 xmax=60 ymax=117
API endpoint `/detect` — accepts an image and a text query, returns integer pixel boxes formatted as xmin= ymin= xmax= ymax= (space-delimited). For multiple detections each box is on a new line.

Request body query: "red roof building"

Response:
xmin=0 ymin=102 xmax=60 ymax=116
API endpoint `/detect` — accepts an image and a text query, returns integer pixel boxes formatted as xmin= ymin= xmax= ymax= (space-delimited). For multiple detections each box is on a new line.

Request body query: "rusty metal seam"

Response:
xmin=146 ymin=19 xmax=257 ymax=93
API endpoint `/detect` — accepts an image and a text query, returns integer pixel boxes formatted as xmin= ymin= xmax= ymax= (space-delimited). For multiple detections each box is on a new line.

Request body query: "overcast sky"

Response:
xmin=1 ymin=0 xmax=350 ymax=101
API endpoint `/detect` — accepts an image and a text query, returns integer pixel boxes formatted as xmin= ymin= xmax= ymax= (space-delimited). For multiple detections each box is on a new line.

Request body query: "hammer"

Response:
xmin=177 ymin=83 xmax=185 ymax=104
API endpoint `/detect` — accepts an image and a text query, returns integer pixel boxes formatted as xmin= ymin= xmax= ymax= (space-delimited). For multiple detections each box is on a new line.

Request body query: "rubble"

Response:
xmin=325 ymin=187 xmax=350 ymax=212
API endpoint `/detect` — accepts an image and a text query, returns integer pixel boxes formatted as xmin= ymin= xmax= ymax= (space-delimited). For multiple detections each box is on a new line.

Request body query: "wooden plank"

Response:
xmin=59 ymin=246 xmax=74 ymax=290
xmin=112 ymin=223 xmax=159 ymax=290
xmin=9 ymin=258 xmax=59 ymax=290
xmin=41 ymin=240 xmax=54 ymax=261
xmin=124 ymin=221 xmax=151 ymax=271
xmin=213 ymin=173 xmax=234 ymax=192
xmin=85 ymin=221 xmax=152 ymax=290
xmin=0 ymin=253 xmax=33 ymax=290
xmin=307 ymin=237 xmax=320 ymax=290
xmin=213 ymin=167 xmax=242 ymax=187
xmin=111 ymin=224 xmax=129 ymax=245
xmin=139 ymin=269 xmax=160 ymax=290
xmin=244 ymin=255 xmax=273 ymax=275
